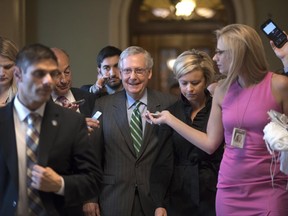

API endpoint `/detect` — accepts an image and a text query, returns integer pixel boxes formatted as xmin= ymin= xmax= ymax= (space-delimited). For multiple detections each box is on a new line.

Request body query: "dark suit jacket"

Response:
xmin=80 ymin=84 xmax=92 ymax=93
xmin=150 ymin=93 xmax=223 ymax=216
xmin=71 ymin=87 xmax=97 ymax=117
xmin=91 ymin=89 xmax=177 ymax=216
xmin=0 ymin=100 xmax=102 ymax=216
xmin=80 ymin=84 xmax=109 ymax=98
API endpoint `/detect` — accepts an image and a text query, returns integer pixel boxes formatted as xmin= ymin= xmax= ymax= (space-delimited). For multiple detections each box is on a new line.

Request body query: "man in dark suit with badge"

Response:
xmin=0 ymin=43 xmax=101 ymax=215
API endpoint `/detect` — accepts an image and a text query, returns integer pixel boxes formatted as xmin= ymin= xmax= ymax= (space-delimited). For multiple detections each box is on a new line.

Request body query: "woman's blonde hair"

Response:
xmin=215 ymin=24 xmax=268 ymax=89
xmin=0 ymin=36 xmax=18 ymax=102
xmin=173 ymin=49 xmax=215 ymax=87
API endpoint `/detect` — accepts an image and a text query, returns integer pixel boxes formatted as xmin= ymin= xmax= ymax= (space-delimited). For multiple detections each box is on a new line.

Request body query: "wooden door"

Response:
xmin=132 ymin=33 xmax=216 ymax=92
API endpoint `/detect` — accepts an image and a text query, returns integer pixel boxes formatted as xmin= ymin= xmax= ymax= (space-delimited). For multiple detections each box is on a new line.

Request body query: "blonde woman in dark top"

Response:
xmin=0 ymin=36 xmax=18 ymax=106
xmin=147 ymin=24 xmax=288 ymax=216
xmin=150 ymin=49 xmax=223 ymax=216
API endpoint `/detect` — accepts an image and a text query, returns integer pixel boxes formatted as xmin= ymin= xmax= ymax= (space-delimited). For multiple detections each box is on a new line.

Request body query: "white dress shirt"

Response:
xmin=51 ymin=89 xmax=80 ymax=113
xmin=13 ymin=95 xmax=45 ymax=216
xmin=13 ymin=95 xmax=64 ymax=216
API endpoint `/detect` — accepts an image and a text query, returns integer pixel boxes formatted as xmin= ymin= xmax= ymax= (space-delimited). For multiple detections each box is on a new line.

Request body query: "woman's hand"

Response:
xmin=144 ymin=110 xmax=172 ymax=125
xmin=270 ymin=34 xmax=288 ymax=68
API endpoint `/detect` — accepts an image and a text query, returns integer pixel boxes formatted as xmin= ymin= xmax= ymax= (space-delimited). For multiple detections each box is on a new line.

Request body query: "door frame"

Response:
xmin=108 ymin=0 xmax=255 ymax=48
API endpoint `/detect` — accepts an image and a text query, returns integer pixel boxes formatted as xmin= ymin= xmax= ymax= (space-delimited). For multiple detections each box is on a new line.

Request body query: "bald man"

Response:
xmin=51 ymin=48 xmax=99 ymax=133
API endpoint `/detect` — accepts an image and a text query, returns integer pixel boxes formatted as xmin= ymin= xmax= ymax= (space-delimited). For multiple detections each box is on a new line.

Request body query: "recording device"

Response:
xmin=92 ymin=111 xmax=102 ymax=120
xmin=261 ymin=18 xmax=287 ymax=48
xmin=151 ymin=112 xmax=160 ymax=117
xmin=71 ymin=99 xmax=85 ymax=105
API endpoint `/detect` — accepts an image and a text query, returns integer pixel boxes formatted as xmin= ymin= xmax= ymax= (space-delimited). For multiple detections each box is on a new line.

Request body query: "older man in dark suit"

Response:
xmin=84 ymin=46 xmax=177 ymax=216
xmin=50 ymin=47 xmax=99 ymax=133
xmin=0 ymin=44 xmax=101 ymax=215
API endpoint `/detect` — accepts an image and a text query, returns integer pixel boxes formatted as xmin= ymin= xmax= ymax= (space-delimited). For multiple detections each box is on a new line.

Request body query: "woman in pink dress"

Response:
xmin=146 ymin=24 xmax=288 ymax=216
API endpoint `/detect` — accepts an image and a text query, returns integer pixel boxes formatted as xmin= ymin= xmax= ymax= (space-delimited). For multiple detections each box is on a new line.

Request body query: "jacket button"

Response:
xmin=13 ymin=201 xmax=17 ymax=207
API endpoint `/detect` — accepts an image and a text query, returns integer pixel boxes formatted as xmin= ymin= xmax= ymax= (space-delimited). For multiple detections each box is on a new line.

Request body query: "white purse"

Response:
xmin=263 ymin=110 xmax=288 ymax=175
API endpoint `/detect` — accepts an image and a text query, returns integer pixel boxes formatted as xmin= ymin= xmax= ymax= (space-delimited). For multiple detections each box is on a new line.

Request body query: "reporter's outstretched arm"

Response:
xmin=145 ymin=87 xmax=224 ymax=155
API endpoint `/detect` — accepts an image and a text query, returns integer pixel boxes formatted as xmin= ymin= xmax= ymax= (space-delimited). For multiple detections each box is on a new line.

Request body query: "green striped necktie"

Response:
xmin=130 ymin=101 xmax=143 ymax=157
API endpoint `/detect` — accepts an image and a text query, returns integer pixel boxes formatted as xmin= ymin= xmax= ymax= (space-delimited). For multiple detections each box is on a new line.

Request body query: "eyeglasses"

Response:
xmin=215 ymin=49 xmax=227 ymax=55
xmin=121 ymin=67 xmax=148 ymax=76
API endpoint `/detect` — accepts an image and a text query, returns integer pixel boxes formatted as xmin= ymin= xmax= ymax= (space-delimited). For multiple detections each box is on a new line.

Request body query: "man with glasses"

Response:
xmin=81 ymin=46 xmax=123 ymax=97
xmin=84 ymin=46 xmax=177 ymax=216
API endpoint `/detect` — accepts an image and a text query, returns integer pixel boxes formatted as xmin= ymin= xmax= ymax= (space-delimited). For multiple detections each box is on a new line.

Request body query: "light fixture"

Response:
xmin=195 ymin=7 xmax=215 ymax=18
xmin=175 ymin=0 xmax=196 ymax=18
xmin=152 ymin=8 xmax=170 ymax=18
xmin=167 ymin=58 xmax=176 ymax=71
xmin=141 ymin=0 xmax=222 ymax=21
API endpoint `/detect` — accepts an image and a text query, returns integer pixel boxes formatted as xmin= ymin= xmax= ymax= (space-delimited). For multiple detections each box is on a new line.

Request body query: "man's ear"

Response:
xmin=148 ymin=69 xmax=153 ymax=80
xmin=97 ymin=67 xmax=102 ymax=75
xmin=14 ymin=66 xmax=22 ymax=82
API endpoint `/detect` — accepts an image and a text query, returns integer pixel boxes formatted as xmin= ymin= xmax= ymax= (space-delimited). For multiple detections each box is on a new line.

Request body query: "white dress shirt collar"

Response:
xmin=51 ymin=89 xmax=75 ymax=103
xmin=14 ymin=94 xmax=46 ymax=122
xmin=126 ymin=89 xmax=148 ymax=110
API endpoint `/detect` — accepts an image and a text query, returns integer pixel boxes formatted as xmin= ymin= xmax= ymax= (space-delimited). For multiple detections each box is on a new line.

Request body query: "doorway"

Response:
xmin=129 ymin=0 xmax=235 ymax=92
xmin=132 ymin=33 xmax=217 ymax=92
xmin=108 ymin=0 xmax=255 ymax=92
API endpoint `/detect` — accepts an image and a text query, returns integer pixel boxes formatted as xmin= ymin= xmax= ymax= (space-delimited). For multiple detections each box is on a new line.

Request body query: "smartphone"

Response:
xmin=92 ymin=111 xmax=102 ymax=120
xmin=261 ymin=19 xmax=287 ymax=48
xmin=72 ymin=99 xmax=85 ymax=105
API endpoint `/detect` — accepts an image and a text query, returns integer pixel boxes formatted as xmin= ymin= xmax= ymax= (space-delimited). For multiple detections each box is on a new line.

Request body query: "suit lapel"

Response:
xmin=71 ymin=88 xmax=85 ymax=114
xmin=71 ymin=87 xmax=81 ymax=100
xmin=112 ymin=91 xmax=137 ymax=156
xmin=0 ymin=102 xmax=18 ymax=189
xmin=33 ymin=102 xmax=61 ymax=214
xmin=37 ymin=101 xmax=61 ymax=166
xmin=71 ymin=87 xmax=93 ymax=117
xmin=139 ymin=89 xmax=162 ymax=158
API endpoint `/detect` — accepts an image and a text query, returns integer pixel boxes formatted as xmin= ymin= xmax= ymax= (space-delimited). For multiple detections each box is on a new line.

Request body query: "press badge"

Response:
xmin=231 ymin=128 xmax=246 ymax=148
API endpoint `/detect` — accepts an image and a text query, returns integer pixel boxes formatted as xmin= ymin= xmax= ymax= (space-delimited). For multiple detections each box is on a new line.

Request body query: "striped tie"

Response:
xmin=130 ymin=101 xmax=143 ymax=157
xmin=56 ymin=96 xmax=70 ymax=106
xmin=26 ymin=113 xmax=46 ymax=216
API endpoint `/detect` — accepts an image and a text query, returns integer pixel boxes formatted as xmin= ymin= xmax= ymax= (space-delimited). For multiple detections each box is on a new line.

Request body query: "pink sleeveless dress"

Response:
xmin=217 ymin=72 xmax=288 ymax=216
